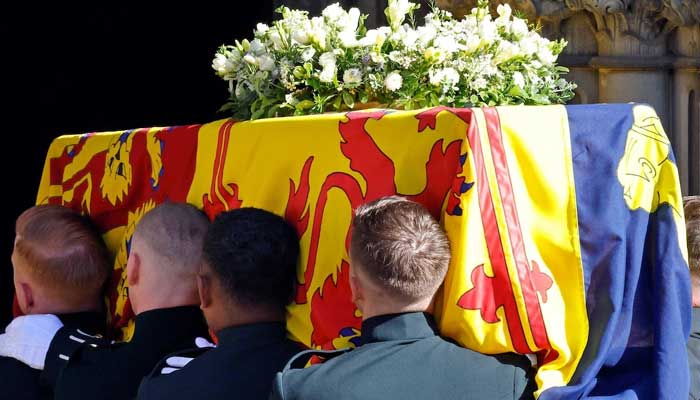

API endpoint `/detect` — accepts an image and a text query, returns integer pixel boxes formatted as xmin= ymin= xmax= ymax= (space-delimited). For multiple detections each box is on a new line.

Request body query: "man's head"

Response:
xmin=685 ymin=196 xmax=700 ymax=307
xmin=349 ymin=196 xmax=451 ymax=319
xmin=12 ymin=205 xmax=110 ymax=315
xmin=126 ymin=202 xmax=209 ymax=315
xmin=198 ymin=208 xmax=299 ymax=333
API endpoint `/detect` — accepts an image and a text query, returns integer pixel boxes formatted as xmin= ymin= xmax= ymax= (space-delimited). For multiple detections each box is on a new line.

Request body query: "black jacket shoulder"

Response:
xmin=137 ymin=322 xmax=302 ymax=400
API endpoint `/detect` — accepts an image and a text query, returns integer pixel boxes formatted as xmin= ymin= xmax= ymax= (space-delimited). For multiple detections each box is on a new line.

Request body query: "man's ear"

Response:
xmin=349 ymin=265 xmax=364 ymax=313
xmin=126 ymin=251 xmax=140 ymax=287
xmin=197 ymin=273 xmax=212 ymax=310
xmin=18 ymin=282 xmax=34 ymax=313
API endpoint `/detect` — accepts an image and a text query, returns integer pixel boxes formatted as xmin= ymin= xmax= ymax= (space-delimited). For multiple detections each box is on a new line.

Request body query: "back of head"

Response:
xmin=13 ymin=205 xmax=110 ymax=311
xmin=350 ymin=196 xmax=451 ymax=304
xmin=132 ymin=202 xmax=209 ymax=280
xmin=203 ymin=208 xmax=299 ymax=312
xmin=685 ymin=196 xmax=700 ymax=282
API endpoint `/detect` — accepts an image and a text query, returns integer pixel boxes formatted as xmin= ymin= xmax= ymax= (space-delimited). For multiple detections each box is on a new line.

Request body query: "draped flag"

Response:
xmin=35 ymin=104 xmax=692 ymax=399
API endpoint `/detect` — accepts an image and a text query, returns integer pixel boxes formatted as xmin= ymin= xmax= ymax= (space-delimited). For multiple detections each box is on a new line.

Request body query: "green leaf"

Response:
xmin=342 ymin=92 xmax=355 ymax=109
xmin=251 ymin=107 xmax=266 ymax=120
xmin=333 ymin=95 xmax=342 ymax=110
xmin=508 ymin=85 xmax=525 ymax=97
xmin=296 ymin=100 xmax=314 ymax=110
xmin=530 ymin=93 xmax=551 ymax=104
xmin=267 ymin=104 xmax=281 ymax=118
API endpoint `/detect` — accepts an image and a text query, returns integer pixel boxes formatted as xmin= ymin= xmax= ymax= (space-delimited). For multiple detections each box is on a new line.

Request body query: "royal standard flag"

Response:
xmin=36 ymin=104 xmax=692 ymax=399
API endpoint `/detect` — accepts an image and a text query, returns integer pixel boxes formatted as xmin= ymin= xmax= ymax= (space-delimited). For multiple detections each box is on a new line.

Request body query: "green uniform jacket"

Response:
xmin=270 ymin=312 xmax=536 ymax=400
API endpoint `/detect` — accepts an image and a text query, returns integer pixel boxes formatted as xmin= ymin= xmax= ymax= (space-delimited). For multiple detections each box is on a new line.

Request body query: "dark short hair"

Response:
xmin=204 ymin=208 xmax=299 ymax=310
xmin=685 ymin=196 xmax=700 ymax=279
xmin=14 ymin=205 xmax=110 ymax=301
xmin=350 ymin=196 xmax=451 ymax=302
xmin=133 ymin=202 xmax=209 ymax=276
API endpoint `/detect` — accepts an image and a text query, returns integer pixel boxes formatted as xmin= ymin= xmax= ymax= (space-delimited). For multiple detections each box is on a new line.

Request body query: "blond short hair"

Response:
xmin=350 ymin=196 xmax=451 ymax=302
xmin=14 ymin=205 xmax=110 ymax=302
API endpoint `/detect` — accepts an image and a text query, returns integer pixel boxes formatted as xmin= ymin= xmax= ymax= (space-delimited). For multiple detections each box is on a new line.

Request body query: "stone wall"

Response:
xmin=277 ymin=0 xmax=700 ymax=194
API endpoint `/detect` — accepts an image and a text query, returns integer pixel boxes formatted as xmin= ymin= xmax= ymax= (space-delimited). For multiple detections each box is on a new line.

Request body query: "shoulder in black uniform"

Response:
xmin=0 ymin=311 xmax=104 ymax=400
xmin=271 ymin=312 xmax=535 ymax=400
xmin=138 ymin=322 xmax=301 ymax=399
xmin=45 ymin=306 xmax=209 ymax=400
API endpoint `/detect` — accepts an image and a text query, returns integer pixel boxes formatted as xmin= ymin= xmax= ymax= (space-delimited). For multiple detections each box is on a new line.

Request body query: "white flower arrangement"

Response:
xmin=213 ymin=0 xmax=576 ymax=120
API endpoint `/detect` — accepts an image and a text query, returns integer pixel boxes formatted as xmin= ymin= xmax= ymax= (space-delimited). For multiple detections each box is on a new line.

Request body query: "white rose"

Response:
xmin=370 ymin=51 xmax=386 ymax=64
xmin=343 ymin=68 xmax=362 ymax=84
xmin=319 ymin=52 xmax=337 ymax=68
xmin=465 ymin=34 xmax=481 ymax=53
xmin=390 ymin=28 xmax=406 ymax=44
xmin=512 ymin=71 xmax=525 ymax=88
xmin=401 ymin=28 xmax=419 ymax=48
xmin=443 ymin=67 xmax=460 ymax=86
xmin=434 ymin=35 xmax=460 ymax=54
xmin=292 ymin=29 xmax=311 ymax=45
xmin=322 ymin=3 xmax=345 ymax=22
xmin=384 ymin=71 xmax=403 ymax=91
xmin=243 ymin=54 xmax=257 ymax=65
xmin=518 ymin=36 xmax=537 ymax=56
xmin=319 ymin=66 xmax=336 ymax=83
xmin=256 ymin=23 xmax=269 ymax=34
xmin=339 ymin=30 xmax=359 ymax=48
xmin=250 ymin=39 xmax=266 ymax=55
xmin=301 ymin=47 xmax=316 ymax=61
xmin=511 ymin=18 xmax=529 ymax=38
xmin=429 ymin=67 xmax=460 ymax=91
xmin=212 ymin=53 xmax=234 ymax=75
xmin=257 ymin=54 xmax=276 ymax=71
xmin=494 ymin=41 xmax=520 ymax=64
xmin=478 ymin=20 xmax=497 ymax=44
xmin=471 ymin=76 xmax=488 ymax=91
xmin=462 ymin=15 xmax=477 ymax=30
xmin=537 ymin=44 xmax=556 ymax=64
xmin=417 ymin=26 xmax=437 ymax=46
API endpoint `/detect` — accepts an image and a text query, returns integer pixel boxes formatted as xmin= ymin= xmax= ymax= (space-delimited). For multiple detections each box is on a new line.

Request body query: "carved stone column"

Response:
xmin=667 ymin=0 xmax=700 ymax=193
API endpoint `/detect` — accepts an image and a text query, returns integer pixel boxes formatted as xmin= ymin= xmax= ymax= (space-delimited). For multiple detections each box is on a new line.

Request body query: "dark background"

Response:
xmin=0 ymin=3 xmax=274 ymax=327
